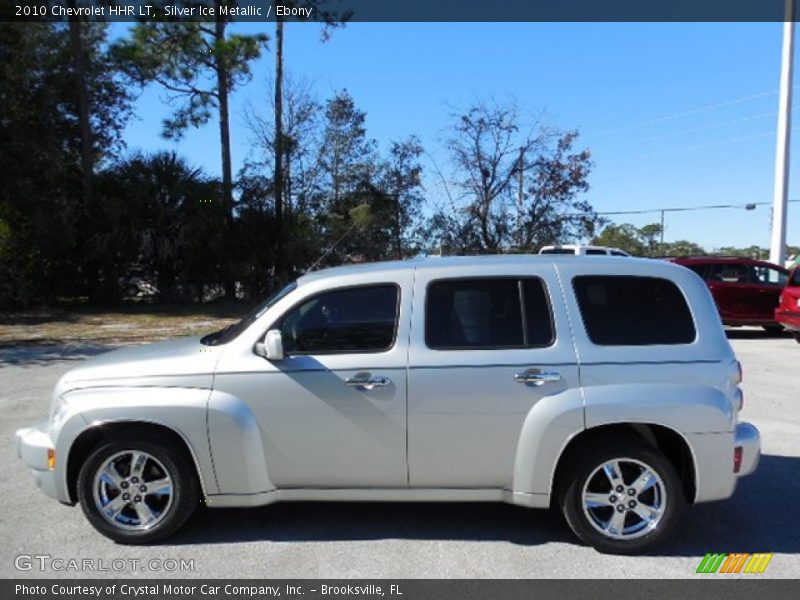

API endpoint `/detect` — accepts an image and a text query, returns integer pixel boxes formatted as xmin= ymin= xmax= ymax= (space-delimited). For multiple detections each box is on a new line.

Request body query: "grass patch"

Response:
xmin=0 ymin=303 xmax=244 ymax=346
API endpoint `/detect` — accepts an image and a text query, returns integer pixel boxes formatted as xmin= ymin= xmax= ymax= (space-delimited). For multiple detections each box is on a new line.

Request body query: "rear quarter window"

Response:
xmin=573 ymin=276 xmax=696 ymax=346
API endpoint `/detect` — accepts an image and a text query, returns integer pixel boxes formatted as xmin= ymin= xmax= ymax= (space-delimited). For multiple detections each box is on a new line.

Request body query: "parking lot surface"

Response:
xmin=1 ymin=329 xmax=798 ymax=579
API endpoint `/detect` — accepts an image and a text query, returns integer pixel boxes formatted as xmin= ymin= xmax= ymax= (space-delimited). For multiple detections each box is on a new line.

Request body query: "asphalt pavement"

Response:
xmin=1 ymin=330 xmax=798 ymax=579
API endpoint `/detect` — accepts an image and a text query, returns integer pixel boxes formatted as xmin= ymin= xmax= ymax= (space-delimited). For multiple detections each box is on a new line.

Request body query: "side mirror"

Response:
xmin=258 ymin=329 xmax=283 ymax=361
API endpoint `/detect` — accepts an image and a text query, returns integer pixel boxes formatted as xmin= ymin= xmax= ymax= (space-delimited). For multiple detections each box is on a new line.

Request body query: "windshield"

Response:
xmin=201 ymin=282 xmax=298 ymax=346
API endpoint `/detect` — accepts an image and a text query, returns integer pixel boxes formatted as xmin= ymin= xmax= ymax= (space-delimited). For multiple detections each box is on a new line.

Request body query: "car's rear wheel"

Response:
xmin=559 ymin=440 xmax=684 ymax=554
xmin=77 ymin=432 xmax=199 ymax=543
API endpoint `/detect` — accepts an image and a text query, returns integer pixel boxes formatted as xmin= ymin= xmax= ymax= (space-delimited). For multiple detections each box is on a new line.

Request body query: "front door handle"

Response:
xmin=345 ymin=373 xmax=391 ymax=389
xmin=514 ymin=370 xmax=562 ymax=386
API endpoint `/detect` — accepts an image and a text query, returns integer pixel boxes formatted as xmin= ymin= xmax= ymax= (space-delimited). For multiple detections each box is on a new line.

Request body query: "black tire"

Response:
xmin=793 ymin=331 xmax=800 ymax=344
xmin=77 ymin=431 xmax=199 ymax=544
xmin=762 ymin=324 xmax=784 ymax=334
xmin=559 ymin=439 xmax=684 ymax=555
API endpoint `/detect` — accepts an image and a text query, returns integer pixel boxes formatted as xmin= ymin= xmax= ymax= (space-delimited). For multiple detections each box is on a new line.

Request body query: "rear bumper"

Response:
xmin=734 ymin=422 xmax=760 ymax=477
xmin=775 ymin=308 xmax=800 ymax=332
xmin=15 ymin=418 xmax=61 ymax=502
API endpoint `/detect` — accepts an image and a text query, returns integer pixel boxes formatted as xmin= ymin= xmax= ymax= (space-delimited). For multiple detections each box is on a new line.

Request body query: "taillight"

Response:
xmin=733 ymin=446 xmax=743 ymax=473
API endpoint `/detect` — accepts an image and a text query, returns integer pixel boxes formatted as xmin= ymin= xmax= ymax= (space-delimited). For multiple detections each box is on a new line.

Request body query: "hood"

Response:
xmin=57 ymin=336 xmax=221 ymax=393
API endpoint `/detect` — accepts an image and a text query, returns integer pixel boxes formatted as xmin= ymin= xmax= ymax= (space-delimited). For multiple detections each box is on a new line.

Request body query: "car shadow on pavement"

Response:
xmin=168 ymin=454 xmax=799 ymax=555
xmin=172 ymin=501 xmax=573 ymax=547
xmin=725 ymin=328 xmax=792 ymax=340
xmin=658 ymin=454 xmax=800 ymax=556
xmin=0 ymin=343 xmax=113 ymax=367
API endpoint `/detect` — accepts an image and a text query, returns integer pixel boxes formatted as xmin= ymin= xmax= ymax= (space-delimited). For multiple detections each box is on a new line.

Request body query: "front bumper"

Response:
xmin=15 ymin=418 xmax=61 ymax=501
xmin=734 ymin=422 xmax=760 ymax=477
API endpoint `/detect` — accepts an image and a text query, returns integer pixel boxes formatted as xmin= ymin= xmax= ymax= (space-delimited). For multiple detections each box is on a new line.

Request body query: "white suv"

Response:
xmin=16 ymin=255 xmax=759 ymax=553
xmin=540 ymin=244 xmax=630 ymax=256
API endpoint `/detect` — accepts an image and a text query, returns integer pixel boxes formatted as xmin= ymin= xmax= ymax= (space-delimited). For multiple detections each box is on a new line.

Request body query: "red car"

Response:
xmin=776 ymin=267 xmax=800 ymax=342
xmin=668 ymin=257 xmax=789 ymax=330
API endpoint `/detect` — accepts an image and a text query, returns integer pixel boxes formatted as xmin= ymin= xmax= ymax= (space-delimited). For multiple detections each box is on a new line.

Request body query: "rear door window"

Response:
xmin=751 ymin=265 xmax=788 ymax=287
xmin=573 ymin=276 xmax=696 ymax=345
xmin=710 ymin=263 xmax=748 ymax=283
xmin=426 ymin=278 xmax=554 ymax=349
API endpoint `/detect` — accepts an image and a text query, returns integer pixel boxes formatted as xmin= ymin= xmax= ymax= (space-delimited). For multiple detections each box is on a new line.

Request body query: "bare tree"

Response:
xmin=245 ymin=75 xmax=322 ymax=216
xmin=447 ymin=101 xmax=544 ymax=251
xmin=445 ymin=99 xmax=599 ymax=253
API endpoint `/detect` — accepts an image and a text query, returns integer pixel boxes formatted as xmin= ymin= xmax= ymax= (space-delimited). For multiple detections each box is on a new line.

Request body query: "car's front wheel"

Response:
xmin=560 ymin=440 xmax=684 ymax=554
xmin=77 ymin=432 xmax=199 ymax=544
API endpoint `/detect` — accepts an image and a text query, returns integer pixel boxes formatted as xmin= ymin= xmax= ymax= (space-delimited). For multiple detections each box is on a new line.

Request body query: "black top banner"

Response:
xmin=2 ymin=0 xmax=799 ymax=23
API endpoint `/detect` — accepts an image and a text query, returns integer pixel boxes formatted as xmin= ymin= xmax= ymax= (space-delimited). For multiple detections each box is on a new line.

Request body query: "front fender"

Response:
xmin=206 ymin=389 xmax=274 ymax=497
xmin=58 ymin=386 xmax=217 ymax=499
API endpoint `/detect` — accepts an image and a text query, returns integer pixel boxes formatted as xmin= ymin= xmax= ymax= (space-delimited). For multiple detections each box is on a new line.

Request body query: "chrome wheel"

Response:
xmin=581 ymin=457 xmax=667 ymax=540
xmin=92 ymin=450 xmax=174 ymax=532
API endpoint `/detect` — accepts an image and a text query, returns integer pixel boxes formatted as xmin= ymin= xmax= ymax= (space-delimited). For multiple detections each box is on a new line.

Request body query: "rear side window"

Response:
xmin=684 ymin=263 xmax=709 ymax=280
xmin=790 ymin=270 xmax=800 ymax=287
xmin=573 ymin=276 xmax=695 ymax=346
xmin=709 ymin=263 xmax=748 ymax=283
xmin=426 ymin=278 xmax=554 ymax=349
xmin=541 ymin=248 xmax=574 ymax=255
xmin=585 ymin=249 xmax=607 ymax=255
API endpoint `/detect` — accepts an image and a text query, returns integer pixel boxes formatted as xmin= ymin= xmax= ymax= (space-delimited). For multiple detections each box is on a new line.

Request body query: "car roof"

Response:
xmin=297 ymin=254 xmax=667 ymax=285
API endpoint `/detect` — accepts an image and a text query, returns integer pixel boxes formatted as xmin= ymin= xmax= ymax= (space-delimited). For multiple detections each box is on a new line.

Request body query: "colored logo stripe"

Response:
xmin=697 ymin=553 xmax=773 ymax=574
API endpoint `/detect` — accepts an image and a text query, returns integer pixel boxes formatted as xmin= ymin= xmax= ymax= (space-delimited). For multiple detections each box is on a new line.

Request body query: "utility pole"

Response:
xmin=517 ymin=147 xmax=524 ymax=249
xmin=770 ymin=0 xmax=795 ymax=266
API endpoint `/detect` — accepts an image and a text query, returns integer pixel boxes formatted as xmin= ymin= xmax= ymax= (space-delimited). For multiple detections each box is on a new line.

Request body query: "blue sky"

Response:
xmin=113 ymin=22 xmax=799 ymax=251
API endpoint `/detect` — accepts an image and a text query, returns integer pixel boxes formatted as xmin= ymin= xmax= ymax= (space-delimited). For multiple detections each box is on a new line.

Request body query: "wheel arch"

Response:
xmin=550 ymin=422 xmax=698 ymax=505
xmin=66 ymin=420 xmax=208 ymax=504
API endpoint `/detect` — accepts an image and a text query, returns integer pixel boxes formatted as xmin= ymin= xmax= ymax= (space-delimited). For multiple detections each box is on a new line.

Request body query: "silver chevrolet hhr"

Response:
xmin=16 ymin=255 xmax=760 ymax=554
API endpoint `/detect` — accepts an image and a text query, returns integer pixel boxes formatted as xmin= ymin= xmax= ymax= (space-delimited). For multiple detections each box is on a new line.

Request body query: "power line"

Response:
xmin=593 ymin=110 xmax=780 ymax=150
xmin=568 ymin=199 xmax=800 ymax=218
xmin=585 ymin=89 xmax=782 ymax=139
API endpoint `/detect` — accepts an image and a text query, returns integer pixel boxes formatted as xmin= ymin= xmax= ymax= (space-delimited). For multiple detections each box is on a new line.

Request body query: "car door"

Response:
xmin=212 ymin=273 xmax=411 ymax=489
xmin=406 ymin=262 xmax=581 ymax=488
xmin=706 ymin=262 xmax=755 ymax=323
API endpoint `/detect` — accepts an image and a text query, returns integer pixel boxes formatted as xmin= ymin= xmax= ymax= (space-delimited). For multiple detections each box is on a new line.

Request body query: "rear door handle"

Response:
xmin=345 ymin=374 xmax=391 ymax=389
xmin=514 ymin=370 xmax=562 ymax=386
